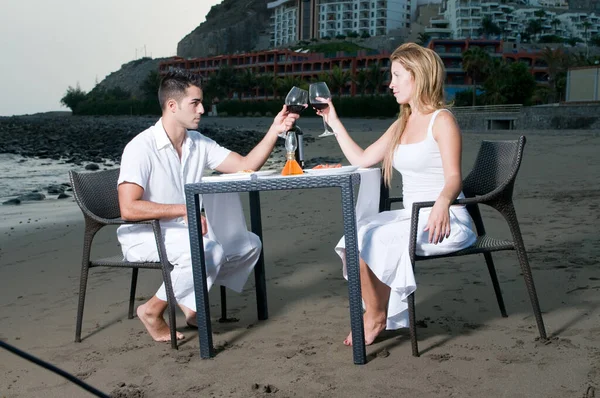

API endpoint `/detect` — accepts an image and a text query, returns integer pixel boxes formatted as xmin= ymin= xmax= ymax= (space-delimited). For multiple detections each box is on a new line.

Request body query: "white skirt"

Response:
xmin=335 ymin=206 xmax=476 ymax=329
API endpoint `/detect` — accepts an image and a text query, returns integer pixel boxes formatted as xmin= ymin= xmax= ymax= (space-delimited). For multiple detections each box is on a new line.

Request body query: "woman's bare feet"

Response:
xmin=179 ymin=304 xmax=197 ymax=328
xmin=343 ymin=312 xmax=387 ymax=346
xmin=136 ymin=302 xmax=184 ymax=342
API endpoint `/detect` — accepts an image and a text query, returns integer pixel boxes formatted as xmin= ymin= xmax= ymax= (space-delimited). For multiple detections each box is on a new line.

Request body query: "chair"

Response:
xmin=70 ymin=169 xmax=181 ymax=349
xmin=383 ymin=136 xmax=547 ymax=356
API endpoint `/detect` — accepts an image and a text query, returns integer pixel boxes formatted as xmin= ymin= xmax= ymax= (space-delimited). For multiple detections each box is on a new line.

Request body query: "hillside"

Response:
xmin=93 ymin=57 xmax=166 ymax=99
xmin=177 ymin=0 xmax=273 ymax=58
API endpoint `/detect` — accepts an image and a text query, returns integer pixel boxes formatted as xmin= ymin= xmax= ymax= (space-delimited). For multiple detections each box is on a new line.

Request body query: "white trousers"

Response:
xmin=120 ymin=222 xmax=261 ymax=312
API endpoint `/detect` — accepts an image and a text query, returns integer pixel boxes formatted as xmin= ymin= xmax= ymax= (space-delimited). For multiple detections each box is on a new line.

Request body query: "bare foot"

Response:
xmin=179 ymin=304 xmax=197 ymax=328
xmin=136 ymin=303 xmax=184 ymax=342
xmin=343 ymin=313 xmax=387 ymax=346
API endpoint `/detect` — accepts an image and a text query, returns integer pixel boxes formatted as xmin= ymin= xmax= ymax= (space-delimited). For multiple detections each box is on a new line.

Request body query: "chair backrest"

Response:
xmin=462 ymin=136 xmax=526 ymax=199
xmin=69 ymin=168 xmax=121 ymax=220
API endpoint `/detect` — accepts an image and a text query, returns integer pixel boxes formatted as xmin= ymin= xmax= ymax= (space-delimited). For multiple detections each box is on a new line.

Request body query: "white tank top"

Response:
xmin=392 ymin=109 xmax=465 ymax=208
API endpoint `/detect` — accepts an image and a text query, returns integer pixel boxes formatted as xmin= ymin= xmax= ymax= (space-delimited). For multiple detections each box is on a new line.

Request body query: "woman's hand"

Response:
xmin=313 ymin=97 xmax=340 ymax=126
xmin=271 ymin=105 xmax=300 ymax=136
xmin=424 ymin=198 xmax=451 ymax=244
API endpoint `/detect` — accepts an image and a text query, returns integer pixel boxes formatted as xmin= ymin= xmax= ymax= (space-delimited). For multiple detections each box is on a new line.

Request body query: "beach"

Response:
xmin=0 ymin=116 xmax=599 ymax=398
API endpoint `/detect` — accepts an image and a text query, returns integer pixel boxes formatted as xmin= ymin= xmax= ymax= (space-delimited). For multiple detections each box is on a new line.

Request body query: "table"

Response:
xmin=185 ymin=172 xmax=372 ymax=365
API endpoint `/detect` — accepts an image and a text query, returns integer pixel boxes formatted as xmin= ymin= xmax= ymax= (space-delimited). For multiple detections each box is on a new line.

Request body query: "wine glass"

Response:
xmin=309 ymin=82 xmax=333 ymax=137
xmin=280 ymin=87 xmax=308 ymax=138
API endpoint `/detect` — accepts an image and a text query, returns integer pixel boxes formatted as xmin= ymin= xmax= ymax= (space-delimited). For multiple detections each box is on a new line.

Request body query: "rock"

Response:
xmin=2 ymin=198 xmax=21 ymax=205
xmin=85 ymin=163 xmax=100 ymax=171
xmin=57 ymin=193 xmax=71 ymax=199
xmin=17 ymin=192 xmax=45 ymax=201
xmin=46 ymin=184 xmax=65 ymax=194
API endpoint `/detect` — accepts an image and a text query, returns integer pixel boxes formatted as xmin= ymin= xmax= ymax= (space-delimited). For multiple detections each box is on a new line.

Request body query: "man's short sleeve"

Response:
xmin=117 ymin=140 xmax=151 ymax=190
xmin=203 ymin=136 xmax=232 ymax=170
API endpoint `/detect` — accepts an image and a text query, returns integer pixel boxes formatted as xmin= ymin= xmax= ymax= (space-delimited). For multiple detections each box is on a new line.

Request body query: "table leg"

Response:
xmin=249 ymin=191 xmax=268 ymax=320
xmin=341 ymin=182 xmax=367 ymax=365
xmin=186 ymin=192 xmax=214 ymax=359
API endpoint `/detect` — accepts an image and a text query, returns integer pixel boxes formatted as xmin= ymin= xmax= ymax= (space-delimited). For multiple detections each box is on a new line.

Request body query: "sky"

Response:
xmin=0 ymin=0 xmax=223 ymax=116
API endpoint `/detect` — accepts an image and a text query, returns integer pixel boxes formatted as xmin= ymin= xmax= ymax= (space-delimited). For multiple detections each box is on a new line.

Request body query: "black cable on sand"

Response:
xmin=0 ymin=339 xmax=110 ymax=397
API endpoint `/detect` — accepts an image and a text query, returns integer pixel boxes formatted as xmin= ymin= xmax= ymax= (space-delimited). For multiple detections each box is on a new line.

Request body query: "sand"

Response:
xmin=0 ymin=117 xmax=598 ymax=398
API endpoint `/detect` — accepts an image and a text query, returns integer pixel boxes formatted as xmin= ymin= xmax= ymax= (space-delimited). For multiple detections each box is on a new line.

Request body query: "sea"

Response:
xmin=0 ymin=153 xmax=114 ymax=201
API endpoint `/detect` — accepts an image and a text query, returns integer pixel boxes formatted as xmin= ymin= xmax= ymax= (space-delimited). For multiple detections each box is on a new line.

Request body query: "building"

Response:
xmin=439 ymin=0 xmax=600 ymax=42
xmin=428 ymin=39 xmax=551 ymax=97
xmin=268 ymin=0 xmax=417 ymax=46
xmin=159 ymin=39 xmax=552 ymax=101
xmin=317 ymin=0 xmax=415 ymax=39
xmin=569 ymin=0 xmax=600 ymax=13
xmin=268 ymin=0 xmax=319 ymax=47
xmin=159 ymin=48 xmax=391 ymax=98
xmin=566 ymin=65 xmax=600 ymax=101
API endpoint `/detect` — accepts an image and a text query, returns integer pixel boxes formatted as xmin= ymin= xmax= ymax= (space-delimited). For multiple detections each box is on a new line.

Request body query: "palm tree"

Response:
xmin=365 ymin=62 xmax=387 ymax=94
xmin=551 ymin=18 xmax=561 ymax=35
xmin=237 ymin=69 xmax=257 ymax=99
xmin=526 ymin=19 xmax=544 ymax=42
xmin=540 ymin=47 xmax=567 ymax=103
xmin=416 ymin=32 xmax=431 ymax=46
xmin=462 ymin=46 xmax=491 ymax=106
xmin=215 ymin=66 xmax=237 ymax=99
xmin=256 ymin=74 xmax=276 ymax=98
xmin=329 ymin=65 xmax=352 ymax=97
xmin=480 ymin=16 xmax=502 ymax=38
xmin=276 ymin=75 xmax=304 ymax=99
xmin=353 ymin=69 xmax=369 ymax=96
xmin=583 ymin=21 xmax=592 ymax=58
xmin=482 ymin=59 xmax=509 ymax=105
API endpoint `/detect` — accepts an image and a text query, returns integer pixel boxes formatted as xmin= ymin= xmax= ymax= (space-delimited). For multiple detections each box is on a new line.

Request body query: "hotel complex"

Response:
xmin=268 ymin=0 xmax=417 ymax=47
xmin=157 ymin=0 xmax=599 ymax=101
xmin=267 ymin=0 xmax=600 ymax=44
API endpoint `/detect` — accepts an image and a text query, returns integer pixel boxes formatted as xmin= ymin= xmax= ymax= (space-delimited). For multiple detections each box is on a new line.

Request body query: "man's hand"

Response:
xmin=201 ymin=215 xmax=208 ymax=236
xmin=183 ymin=213 xmax=208 ymax=236
xmin=271 ymin=105 xmax=300 ymax=135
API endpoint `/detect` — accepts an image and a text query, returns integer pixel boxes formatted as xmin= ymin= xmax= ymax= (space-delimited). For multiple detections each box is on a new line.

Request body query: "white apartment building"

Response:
xmin=268 ymin=0 xmax=300 ymax=47
xmin=317 ymin=0 xmax=416 ymax=38
xmin=268 ymin=0 xmax=418 ymax=46
xmin=441 ymin=0 xmax=600 ymax=41
xmin=557 ymin=12 xmax=600 ymax=40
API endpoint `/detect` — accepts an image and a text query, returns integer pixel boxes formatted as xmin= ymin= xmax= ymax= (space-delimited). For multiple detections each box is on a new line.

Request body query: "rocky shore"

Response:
xmin=0 ymin=114 xmax=283 ymax=163
xmin=0 ymin=114 xmax=340 ymax=204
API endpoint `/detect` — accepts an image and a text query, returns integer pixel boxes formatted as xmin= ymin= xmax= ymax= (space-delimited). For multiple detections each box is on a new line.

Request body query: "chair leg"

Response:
xmin=407 ymin=293 xmax=419 ymax=357
xmin=161 ymin=264 xmax=179 ymax=349
xmin=483 ymin=253 xmax=508 ymax=317
xmin=75 ymin=264 xmax=90 ymax=343
xmin=128 ymin=268 xmax=139 ymax=319
xmin=503 ymin=206 xmax=547 ymax=340
xmin=219 ymin=286 xmax=227 ymax=322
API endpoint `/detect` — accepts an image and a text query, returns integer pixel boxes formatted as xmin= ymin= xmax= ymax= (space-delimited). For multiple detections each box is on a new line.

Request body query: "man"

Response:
xmin=117 ymin=70 xmax=298 ymax=342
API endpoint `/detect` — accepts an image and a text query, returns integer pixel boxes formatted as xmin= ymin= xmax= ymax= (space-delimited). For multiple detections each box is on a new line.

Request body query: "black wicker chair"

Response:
xmin=382 ymin=136 xmax=547 ymax=356
xmin=69 ymin=168 xmax=225 ymax=350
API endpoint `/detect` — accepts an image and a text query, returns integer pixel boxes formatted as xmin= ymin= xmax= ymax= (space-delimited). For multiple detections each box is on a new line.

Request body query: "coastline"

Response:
xmin=0 ymin=117 xmax=599 ymax=397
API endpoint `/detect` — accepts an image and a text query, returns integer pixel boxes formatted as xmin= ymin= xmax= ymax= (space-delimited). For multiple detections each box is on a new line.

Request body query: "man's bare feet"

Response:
xmin=343 ymin=312 xmax=387 ymax=346
xmin=136 ymin=303 xmax=184 ymax=342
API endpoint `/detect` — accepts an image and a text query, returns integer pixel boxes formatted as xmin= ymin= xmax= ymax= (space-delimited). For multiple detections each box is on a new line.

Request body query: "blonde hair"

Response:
xmin=382 ymin=43 xmax=446 ymax=187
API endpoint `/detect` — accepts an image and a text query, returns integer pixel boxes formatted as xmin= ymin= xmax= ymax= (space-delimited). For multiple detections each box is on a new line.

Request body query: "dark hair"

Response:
xmin=158 ymin=70 xmax=202 ymax=110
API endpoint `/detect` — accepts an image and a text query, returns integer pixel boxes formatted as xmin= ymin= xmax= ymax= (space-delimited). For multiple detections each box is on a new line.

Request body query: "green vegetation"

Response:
xmin=454 ymin=46 xmax=598 ymax=106
xmin=60 ymin=71 xmax=161 ymax=116
xmin=61 ymin=41 xmax=599 ymax=116
xmin=218 ymin=95 xmax=399 ymax=119
xmin=60 ymin=84 xmax=87 ymax=112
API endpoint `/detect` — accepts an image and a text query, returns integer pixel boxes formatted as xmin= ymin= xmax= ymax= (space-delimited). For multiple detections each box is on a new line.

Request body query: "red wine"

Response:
xmin=287 ymin=105 xmax=306 ymax=114
xmin=311 ymin=102 xmax=328 ymax=111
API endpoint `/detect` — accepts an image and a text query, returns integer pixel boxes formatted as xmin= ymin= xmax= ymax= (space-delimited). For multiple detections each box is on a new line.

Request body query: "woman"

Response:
xmin=316 ymin=43 xmax=477 ymax=346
